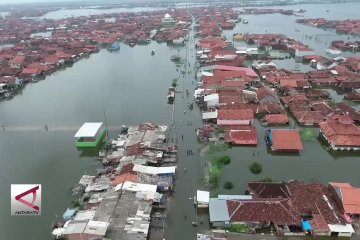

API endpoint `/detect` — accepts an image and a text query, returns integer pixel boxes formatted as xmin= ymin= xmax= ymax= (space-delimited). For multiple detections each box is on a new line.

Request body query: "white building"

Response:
xmin=162 ymin=13 xmax=176 ymax=27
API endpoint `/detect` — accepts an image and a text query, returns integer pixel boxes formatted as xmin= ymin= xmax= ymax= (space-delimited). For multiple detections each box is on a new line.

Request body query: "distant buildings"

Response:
xmin=161 ymin=13 xmax=176 ymax=27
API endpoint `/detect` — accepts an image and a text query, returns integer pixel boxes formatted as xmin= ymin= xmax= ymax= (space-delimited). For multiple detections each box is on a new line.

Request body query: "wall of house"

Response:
xmin=217 ymin=119 xmax=251 ymax=125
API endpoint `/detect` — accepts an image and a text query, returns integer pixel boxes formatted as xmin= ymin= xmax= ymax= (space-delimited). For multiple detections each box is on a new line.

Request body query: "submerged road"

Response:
xmin=165 ymin=17 xmax=210 ymax=240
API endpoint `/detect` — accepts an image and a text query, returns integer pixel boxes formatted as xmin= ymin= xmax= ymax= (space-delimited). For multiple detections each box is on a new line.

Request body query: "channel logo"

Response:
xmin=11 ymin=184 xmax=41 ymax=216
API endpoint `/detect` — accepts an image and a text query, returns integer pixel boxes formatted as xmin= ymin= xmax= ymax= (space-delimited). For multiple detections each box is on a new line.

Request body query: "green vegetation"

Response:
xmin=209 ymin=166 xmax=221 ymax=189
xmin=249 ymin=161 xmax=262 ymax=174
xmin=300 ymin=128 xmax=315 ymax=141
xmin=227 ymin=224 xmax=249 ymax=233
xmin=208 ymin=155 xmax=232 ymax=191
xmin=71 ymin=199 xmax=82 ymax=209
xmin=223 ymin=181 xmax=234 ymax=189
xmin=172 ymin=79 xmax=177 ymax=87
xmin=214 ymin=126 xmax=226 ymax=136
xmin=212 ymin=155 xmax=231 ymax=167
xmin=260 ymin=177 xmax=273 ymax=182
xmin=206 ymin=143 xmax=228 ymax=155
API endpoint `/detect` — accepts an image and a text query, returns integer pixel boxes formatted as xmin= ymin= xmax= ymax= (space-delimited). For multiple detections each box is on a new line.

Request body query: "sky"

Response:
xmin=0 ymin=0 xmax=77 ymax=4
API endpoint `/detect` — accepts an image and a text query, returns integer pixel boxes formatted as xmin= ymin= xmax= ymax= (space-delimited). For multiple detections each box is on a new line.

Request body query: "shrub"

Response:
xmin=212 ymin=155 xmax=231 ymax=169
xmin=261 ymin=177 xmax=273 ymax=182
xmin=223 ymin=181 xmax=234 ymax=189
xmin=300 ymin=128 xmax=315 ymax=141
xmin=209 ymin=166 xmax=221 ymax=188
xmin=249 ymin=161 xmax=262 ymax=174
xmin=218 ymin=155 xmax=231 ymax=165
xmin=228 ymin=224 xmax=249 ymax=233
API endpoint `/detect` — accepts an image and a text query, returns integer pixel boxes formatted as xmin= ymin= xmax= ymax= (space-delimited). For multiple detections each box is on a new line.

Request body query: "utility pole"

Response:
xmin=103 ymin=109 xmax=110 ymax=143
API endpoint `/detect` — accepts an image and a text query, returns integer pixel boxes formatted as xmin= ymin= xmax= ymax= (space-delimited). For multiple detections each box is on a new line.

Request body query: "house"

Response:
xmin=340 ymin=81 xmax=360 ymax=92
xmin=256 ymin=87 xmax=278 ymax=104
xmin=62 ymin=220 xmax=109 ymax=240
xmin=225 ymin=126 xmax=257 ymax=145
xmin=266 ymin=129 xmax=303 ymax=152
xmin=162 ymin=13 xmax=176 ymax=26
xmin=9 ymin=55 xmax=25 ymax=68
xmin=20 ymin=68 xmax=42 ymax=79
xmin=319 ymin=118 xmax=360 ymax=150
xmin=217 ymin=109 xmax=254 ymax=126
xmin=204 ymin=93 xmax=219 ymax=108
xmin=195 ymin=190 xmax=210 ymax=208
xmin=227 ymin=198 xmax=300 ymax=226
xmin=248 ymin=181 xmax=290 ymax=198
xmin=316 ymin=59 xmax=337 ymax=70
xmin=292 ymin=111 xmax=325 ymax=126
xmin=261 ymin=114 xmax=289 ymax=125
xmin=212 ymin=180 xmax=352 ymax=236
xmin=335 ymin=102 xmax=360 ymax=122
xmin=329 ymin=182 xmax=360 ymax=217
xmin=209 ymin=198 xmax=230 ymax=227
xmin=281 ymin=93 xmax=308 ymax=107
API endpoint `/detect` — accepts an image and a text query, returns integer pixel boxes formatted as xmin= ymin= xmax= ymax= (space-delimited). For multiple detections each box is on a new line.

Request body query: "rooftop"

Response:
xmin=270 ymin=129 xmax=303 ymax=151
xmin=74 ymin=122 xmax=104 ymax=138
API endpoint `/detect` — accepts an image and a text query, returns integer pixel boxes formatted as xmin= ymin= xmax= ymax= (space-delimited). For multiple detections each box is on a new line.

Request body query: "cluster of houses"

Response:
xmin=237 ymin=8 xmax=301 ymax=15
xmin=296 ymin=18 xmax=360 ymax=36
xmin=0 ymin=9 xmax=196 ymax=98
xmin=193 ymin=7 xmax=238 ymax=38
xmin=192 ymin=27 xmax=360 ymax=151
xmin=331 ymin=40 xmax=359 ymax=52
xmin=207 ymin=180 xmax=360 ymax=237
xmin=52 ymin=123 xmax=178 ymax=240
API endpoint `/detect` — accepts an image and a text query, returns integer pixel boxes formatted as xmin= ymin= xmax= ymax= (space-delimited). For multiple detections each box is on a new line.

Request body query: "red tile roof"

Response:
xmin=217 ymin=109 xmax=254 ymax=120
xmin=227 ymin=199 xmax=300 ymax=225
xmin=319 ymin=119 xmax=360 ymax=147
xmin=287 ymin=181 xmax=344 ymax=224
xmin=262 ymin=114 xmax=289 ymax=124
xmin=9 ymin=55 xmax=25 ymax=65
xmin=271 ymin=129 xmax=303 ymax=151
xmin=214 ymin=65 xmax=258 ymax=77
xmin=292 ymin=111 xmax=325 ymax=125
xmin=248 ymin=182 xmax=291 ymax=199
xmin=281 ymin=93 xmax=308 ymax=105
xmin=225 ymin=126 xmax=257 ymax=145
xmin=329 ymin=182 xmax=360 ymax=214
xmin=111 ymin=173 xmax=137 ymax=186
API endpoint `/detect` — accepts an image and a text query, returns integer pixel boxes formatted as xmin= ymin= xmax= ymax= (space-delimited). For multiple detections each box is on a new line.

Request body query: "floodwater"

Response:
xmin=30 ymin=31 xmax=52 ymax=38
xmin=39 ymin=7 xmax=165 ymax=20
xmin=0 ymin=2 xmax=359 ymax=240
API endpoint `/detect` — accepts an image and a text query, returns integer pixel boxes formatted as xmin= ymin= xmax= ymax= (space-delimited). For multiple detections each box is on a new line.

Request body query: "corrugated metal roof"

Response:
xmin=209 ymin=198 xmax=230 ymax=222
xmin=74 ymin=122 xmax=103 ymax=138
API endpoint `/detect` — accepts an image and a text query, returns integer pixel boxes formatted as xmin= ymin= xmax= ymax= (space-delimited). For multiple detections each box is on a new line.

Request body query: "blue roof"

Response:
xmin=63 ymin=208 xmax=76 ymax=221
xmin=302 ymin=220 xmax=312 ymax=230
xmin=267 ymin=130 xmax=272 ymax=142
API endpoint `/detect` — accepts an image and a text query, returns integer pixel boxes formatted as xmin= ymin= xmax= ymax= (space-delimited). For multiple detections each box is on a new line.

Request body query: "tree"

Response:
xmin=218 ymin=155 xmax=231 ymax=165
xmin=223 ymin=181 xmax=234 ymax=189
xmin=249 ymin=161 xmax=262 ymax=174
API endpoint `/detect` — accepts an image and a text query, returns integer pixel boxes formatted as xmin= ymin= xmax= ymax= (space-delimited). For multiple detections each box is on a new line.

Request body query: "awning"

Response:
xmin=197 ymin=190 xmax=210 ymax=204
xmin=328 ymin=224 xmax=355 ymax=233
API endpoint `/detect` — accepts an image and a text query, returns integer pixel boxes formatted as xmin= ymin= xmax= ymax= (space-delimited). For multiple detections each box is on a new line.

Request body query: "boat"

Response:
xmin=151 ymin=50 xmax=155 ymax=55
xmin=74 ymin=122 xmax=107 ymax=147
xmin=242 ymin=20 xmax=249 ymax=24
xmin=170 ymin=55 xmax=181 ymax=62
xmin=107 ymin=42 xmax=120 ymax=51
xmin=167 ymin=87 xmax=175 ymax=104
